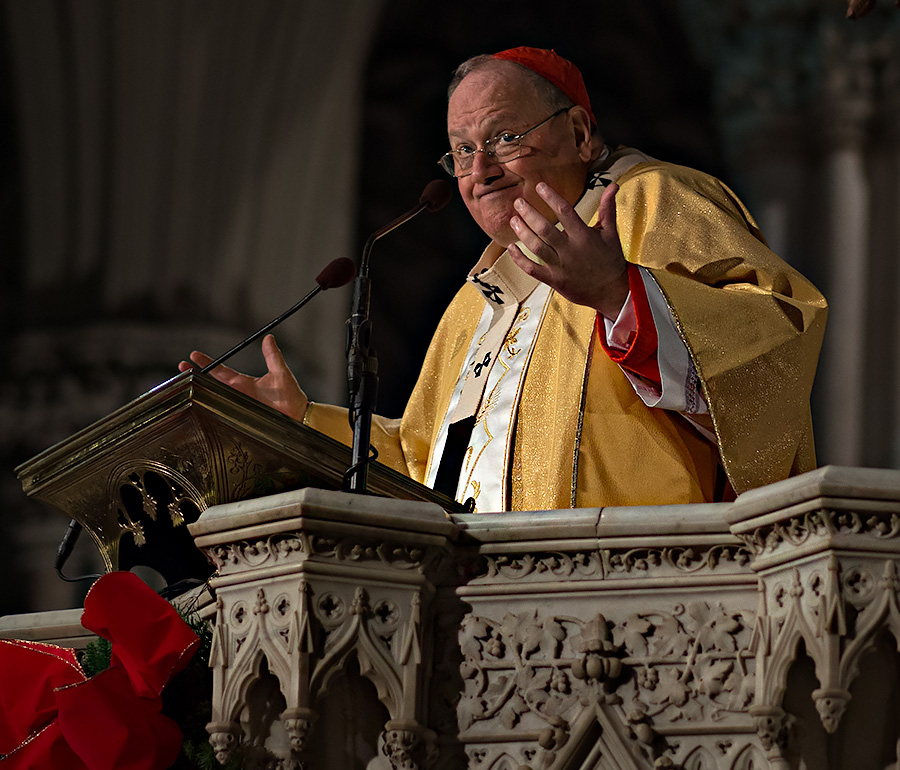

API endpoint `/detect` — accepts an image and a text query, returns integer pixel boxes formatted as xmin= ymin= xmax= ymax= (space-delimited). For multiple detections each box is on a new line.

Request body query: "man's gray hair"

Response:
xmin=447 ymin=54 xmax=575 ymax=113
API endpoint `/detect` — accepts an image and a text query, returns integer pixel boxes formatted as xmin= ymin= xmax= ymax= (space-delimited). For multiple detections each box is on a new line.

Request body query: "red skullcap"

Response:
xmin=492 ymin=46 xmax=596 ymax=127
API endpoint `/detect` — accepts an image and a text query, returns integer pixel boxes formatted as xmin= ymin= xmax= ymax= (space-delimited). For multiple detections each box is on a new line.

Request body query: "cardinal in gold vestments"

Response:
xmin=304 ymin=150 xmax=826 ymax=510
xmin=185 ymin=47 xmax=826 ymax=512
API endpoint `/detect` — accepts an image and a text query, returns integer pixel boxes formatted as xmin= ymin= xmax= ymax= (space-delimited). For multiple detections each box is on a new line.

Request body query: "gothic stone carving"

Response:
xmin=192 ymin=476 xmax=900 ymax=770
xmin=730 ymin=497 xmax=900 ymax=765
xmin=198 ymin=514 xmax=447 ymax=769
xmin=445 ymin=596 xmax=758 ymax=770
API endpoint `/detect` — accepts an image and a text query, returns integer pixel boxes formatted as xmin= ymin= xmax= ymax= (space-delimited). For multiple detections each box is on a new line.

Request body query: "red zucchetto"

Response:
xmin=492 ymin=46 xmax=597 ymax=127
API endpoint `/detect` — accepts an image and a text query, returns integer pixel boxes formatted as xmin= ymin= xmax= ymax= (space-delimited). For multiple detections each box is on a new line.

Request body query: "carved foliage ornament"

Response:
xmin=454 ymin=600 xmax=755 ymax=754
xmin=381 ymin=726 xmax=439 ymax=770
xmin=736 ymin=508 xmax=900 ymax=558
xmin=467 ymin=544 xmax=751 ymax=584
xmin=204 ymin=531 xmax=439 ymax=573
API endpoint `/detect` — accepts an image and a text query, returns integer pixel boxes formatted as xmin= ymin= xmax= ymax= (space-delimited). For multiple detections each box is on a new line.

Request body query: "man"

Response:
xmin=182 ymin=47 xmax=826 ymax=512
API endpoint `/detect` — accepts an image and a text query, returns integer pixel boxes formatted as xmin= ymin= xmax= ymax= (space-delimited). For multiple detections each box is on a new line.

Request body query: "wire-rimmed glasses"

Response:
xmin=438 ymin=106 xmax=570 ymax=178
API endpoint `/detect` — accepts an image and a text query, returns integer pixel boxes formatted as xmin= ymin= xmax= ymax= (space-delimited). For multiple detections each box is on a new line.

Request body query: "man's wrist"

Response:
xmin=594 ymin=266 xmax=630 ymax=321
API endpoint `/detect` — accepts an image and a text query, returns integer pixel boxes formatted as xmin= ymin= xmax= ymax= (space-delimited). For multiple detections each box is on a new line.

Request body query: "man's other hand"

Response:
xmin=178 ymin=334 xmax=309 ymax=422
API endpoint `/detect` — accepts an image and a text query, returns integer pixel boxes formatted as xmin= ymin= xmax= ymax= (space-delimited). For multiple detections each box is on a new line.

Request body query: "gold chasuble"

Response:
xmin=304 ymin=150 xmax=827 ymax=511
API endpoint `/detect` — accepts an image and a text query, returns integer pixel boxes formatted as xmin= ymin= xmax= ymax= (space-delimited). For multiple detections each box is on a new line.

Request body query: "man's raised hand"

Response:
xmin=508 ymin=182 xmax=629 ymax=320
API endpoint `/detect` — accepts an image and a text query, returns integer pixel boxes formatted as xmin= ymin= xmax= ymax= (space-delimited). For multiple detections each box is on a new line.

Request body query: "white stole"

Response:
xmin=424 ymin=256 xmax=552 ymax=511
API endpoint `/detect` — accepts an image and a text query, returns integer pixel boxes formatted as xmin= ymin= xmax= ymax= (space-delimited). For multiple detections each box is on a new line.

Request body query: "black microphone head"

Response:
xmin=419 ymin=179 xmax=453 ymax=213
xmin=316 ymin=257 xmax=357 ymax=290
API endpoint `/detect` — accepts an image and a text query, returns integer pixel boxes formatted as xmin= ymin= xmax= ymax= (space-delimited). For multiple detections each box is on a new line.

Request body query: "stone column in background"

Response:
xmin=816 ymin=24 xmax=874 ymax=467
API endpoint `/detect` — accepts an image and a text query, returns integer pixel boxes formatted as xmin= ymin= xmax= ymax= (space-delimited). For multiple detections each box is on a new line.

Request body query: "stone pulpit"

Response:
xmin=188 ymin=467 xmax=900 ymax=770
xmin=7 ymin=371 xmax=900 ymax=769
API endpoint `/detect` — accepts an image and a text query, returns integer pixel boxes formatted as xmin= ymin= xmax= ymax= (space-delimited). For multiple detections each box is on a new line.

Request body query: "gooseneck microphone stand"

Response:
xmin=345 ymin=265 xmax=377 ymax=493
xmin=344 ymin=180 xmax=452 ymax=493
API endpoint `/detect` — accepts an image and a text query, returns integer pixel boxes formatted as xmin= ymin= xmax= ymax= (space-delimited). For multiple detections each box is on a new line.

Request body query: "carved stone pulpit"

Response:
xmin=186 ymin=466 xmax=900 ymax=770
xmin=9 ymin=373 xmax=900 ymax=769
xmin=190 ymin=488 xmax=456 ymax=769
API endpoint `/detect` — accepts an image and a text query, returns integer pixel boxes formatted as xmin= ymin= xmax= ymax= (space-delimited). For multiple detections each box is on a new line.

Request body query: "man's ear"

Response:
xmin=569 ymin=106 xmax=595 ymax=162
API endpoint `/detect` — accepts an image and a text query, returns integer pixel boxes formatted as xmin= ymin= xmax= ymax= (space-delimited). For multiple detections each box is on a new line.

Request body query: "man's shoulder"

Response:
xmin=612 ymin=149 xmax=720 ymax=190
xmin=447 ymin=281 xmax=483 ymax=309
xmin=612 ymin=150 xmax=748 ymax=219
xmin=435 ymin=282 xmax=484 ymax=330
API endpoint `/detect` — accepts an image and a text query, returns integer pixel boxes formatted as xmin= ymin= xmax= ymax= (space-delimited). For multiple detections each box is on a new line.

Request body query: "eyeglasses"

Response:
xmin=438 ymin=107 xmax=570 ymax=178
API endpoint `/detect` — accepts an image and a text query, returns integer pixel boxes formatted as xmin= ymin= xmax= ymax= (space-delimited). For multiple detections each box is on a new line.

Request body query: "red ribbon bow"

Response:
xmin=0 ymin=571 xmax=200 ymax=769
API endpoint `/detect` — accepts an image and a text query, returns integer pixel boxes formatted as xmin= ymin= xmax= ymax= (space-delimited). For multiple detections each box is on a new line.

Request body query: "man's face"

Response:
xmin=447 ymin=62 xmax=591 ymax=248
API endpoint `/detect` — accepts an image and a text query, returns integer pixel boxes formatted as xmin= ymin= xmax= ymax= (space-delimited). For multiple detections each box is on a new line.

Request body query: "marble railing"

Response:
xmin=4 ymin=465 xmax=900 ymax=769
xmin=180 ymin=465 xmax=900 ymax=770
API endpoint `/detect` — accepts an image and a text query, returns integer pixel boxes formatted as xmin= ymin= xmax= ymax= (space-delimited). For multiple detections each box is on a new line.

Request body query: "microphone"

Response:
xmin=421 ymin=178 xmax=454 ymax=211
xmin=53 ymin=519 xmax=102 ymax=583
xmin=315 ymin=257 xmax=358 ymax=289
xmin=200 ymin=257 xmax=356 ymax=374
xmin=345 ymin=180 xmax=453 ymax=494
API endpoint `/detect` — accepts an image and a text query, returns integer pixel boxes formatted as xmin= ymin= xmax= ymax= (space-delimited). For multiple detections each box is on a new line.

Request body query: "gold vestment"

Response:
xmin=305 ymin=158 xmax=827 ymax=510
